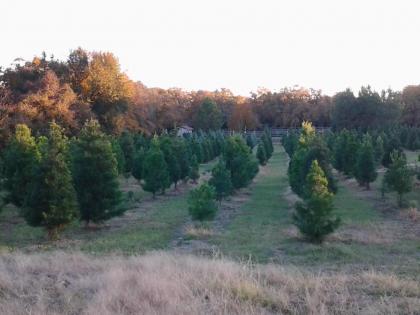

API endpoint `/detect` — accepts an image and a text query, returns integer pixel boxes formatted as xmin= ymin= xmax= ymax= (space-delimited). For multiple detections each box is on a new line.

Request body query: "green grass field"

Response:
xmin=0 ymin=146 xmax=418 ymax=278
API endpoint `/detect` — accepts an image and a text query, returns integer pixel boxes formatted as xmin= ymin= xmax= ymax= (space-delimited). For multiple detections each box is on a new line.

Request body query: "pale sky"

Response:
xmin=1 ymin=0 xmax=420 ymax=96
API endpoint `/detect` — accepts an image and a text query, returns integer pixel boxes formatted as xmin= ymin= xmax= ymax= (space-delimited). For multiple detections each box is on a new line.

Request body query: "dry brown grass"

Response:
xmin=184 ymin=223 xmax=215 ymax=239
xmin=402 ymin=207 xmax=420 ymax=223
xmin=0 ymin=251 xmax=419 ymax=315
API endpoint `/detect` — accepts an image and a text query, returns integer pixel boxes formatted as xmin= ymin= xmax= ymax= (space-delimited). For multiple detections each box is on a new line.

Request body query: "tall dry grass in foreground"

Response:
xmin=0 ymin=251 xmax=418 ymax=315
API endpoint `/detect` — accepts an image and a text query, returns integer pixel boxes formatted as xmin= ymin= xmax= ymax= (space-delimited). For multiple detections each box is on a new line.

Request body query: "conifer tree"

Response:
xmin=288 ymin=122 xmax=336 ymax=197
xmin=189 ymin=154 xmax=200 ymax=183
xmin=293 ymin=160 xmax=340 ymax=243
xmin=160 ymin=136 xmax=181 ymax=189
xmin=188 ymin=183 xmax=218 ymax=221
xmin=72 ymin=119 xmax=122 ymax=224
xmin=384 ymin=150 xmax=413 ymax=207
xmin=142 ymin=137 xmax=170 ymax=198
xmin=355 ymin=136 xmax=377 ymax=189
xmin=119 ymin=131 xmax=135 ymax=177
xmin=374 ymin=135 xmax=384 ymax=163
xmin=209 ymin=160 xmax=233 ymax=202
xmin=224 ymin=136 xmax=258 ymax=189
xmin=111 ymin=138 xmax=126 ymax=175
xmin=132 ymin=147 xmax=145 ymax=182
xmin=3 ymin=124 xmax=40 ymax=207
xmin=256 ymin=142 xmax=267 ymax=165
xmin=24 ymin=122 xmax=78 ymax=239
xmin=382 ymin=136 xmax=402 ymax=167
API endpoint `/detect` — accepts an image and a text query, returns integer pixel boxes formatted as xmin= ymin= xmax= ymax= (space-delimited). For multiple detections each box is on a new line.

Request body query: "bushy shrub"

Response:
xmin=188 ymin=183 xmax=218 ymax=221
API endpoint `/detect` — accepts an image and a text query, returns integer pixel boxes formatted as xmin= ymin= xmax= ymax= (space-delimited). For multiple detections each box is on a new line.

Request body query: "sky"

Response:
xmin=1 ymin=0 xmax=420 ymax=96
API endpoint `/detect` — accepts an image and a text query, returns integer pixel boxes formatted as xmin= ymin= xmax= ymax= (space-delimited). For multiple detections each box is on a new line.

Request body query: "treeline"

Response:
xmin=1 ymin=120 xmax=225 ymax=237
xmin=1 ymin=49 xmax=420 ymax=146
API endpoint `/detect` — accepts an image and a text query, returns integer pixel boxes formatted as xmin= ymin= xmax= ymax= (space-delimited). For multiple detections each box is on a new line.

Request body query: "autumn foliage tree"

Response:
xmin=81 ymin=52 xmax=134 ymax=134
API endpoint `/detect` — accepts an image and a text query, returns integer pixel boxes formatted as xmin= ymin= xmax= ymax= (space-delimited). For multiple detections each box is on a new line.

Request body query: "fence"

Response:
xmin=222 ymin=127 xmax=331 ymax=141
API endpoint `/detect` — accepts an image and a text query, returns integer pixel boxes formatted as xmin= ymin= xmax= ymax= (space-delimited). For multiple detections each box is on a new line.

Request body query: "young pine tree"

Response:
xmin=142 ymin=137 xmax=170 ymax=198
xmin=374 ymin=135 xmax=384 ymax=164
xmin=188 ymin=183 xmax=218 ymax=221
xmin=131 ymin=147 xmax=145 ymax=182
xmin=160 ymin=136 xmax=182 ymax=189
xmin=256 ymin=142 xmax=267 ymax=165
xmin=355 ymin=137 xmax=377 ymax=189
xmin=3 ymin=124 xmax=40 ymax=207
xmin=119 ymin=131 xmax=135 ymax=177
xmin=293 ymin=160 xmax=340 ymax=243
xmin=209 ymin=160 xmax=233 ymax=202
xmin=384 ymin=150 xmax=413 ymax=207
xmin=110 ymin=138 xmax=126 ymax=175
xmin=189 ymin=154 xmax=200 ymax=183
xmin=24 ymin=122 xmax=78 ymax=239
xmin=224 ymin=136 xmax=258 ymax=189
xmin=72 ymin=119 xmax=123 ymax=225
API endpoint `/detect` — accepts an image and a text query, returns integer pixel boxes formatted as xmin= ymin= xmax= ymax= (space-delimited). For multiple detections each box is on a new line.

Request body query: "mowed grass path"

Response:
xmin=212 ymin=145 xmax=419 ymax=277
xmin=212 ymin=145 xmax=291 ymax=262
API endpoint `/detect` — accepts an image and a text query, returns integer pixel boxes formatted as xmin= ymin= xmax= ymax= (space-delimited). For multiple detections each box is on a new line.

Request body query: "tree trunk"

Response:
xmin=398 ymin=193 xmax=403 ymax=207
xmin=47 ymin=227 xmax=59 ymax=241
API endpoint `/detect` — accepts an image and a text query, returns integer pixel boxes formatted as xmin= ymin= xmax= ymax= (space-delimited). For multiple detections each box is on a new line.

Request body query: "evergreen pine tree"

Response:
xmin=3 ymin=124 xmax=40 ymax=207
xmin=384 ymin=150 xmax=413 ymax=207
xmin=111 ymin=138 xmax=126 ymax=175
xmin=224 ymin=136 xmax=258 ymax=189
xmin=189 ymin=154 xmax=200 ymax=183
xmin=160 ymin=136 xmax=182 ymax=189
xmin=261 ymin=133 xmax=269 ymax=159
xmin=72 ymin=119 xmax=122 ymax=224
xmin=293 ymin=160 xmax=340 ymax=243
xmin=188 ymin=183 xmax=218 ymax=221
xmin=374 ymin=135 xmax=384 ymax=164
xmin=119 ymin=131 xmax=135 ymax=177
xmin=24 ymin=122 xmax=78 ymax=239
xmin=142 ymin=137 xmax=170 ymax=198
xmin=288 ymin=122 xmax=336 ymax=197
xmin=172 ymin=137 xmax=190 ymax=182
xmin=132 ymin=147 xmax=145 ymax=182
xmin=355 ymin=136 xmax=377 ymax=189
xmin=382 ymin=135 xmax=402 ymax=167
xmin=209 ymin=160 xmax=233 ymax=202
xmin=256 ymin=142 xmax=267 ymax=165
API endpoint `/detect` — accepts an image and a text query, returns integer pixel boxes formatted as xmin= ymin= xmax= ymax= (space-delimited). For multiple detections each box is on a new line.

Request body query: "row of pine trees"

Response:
xmin=188 ymin=131 xmax=273 ymax=221
xmin=1 ymin=122 xmax=226 ymax=238
xmin=283 ymin=122 xmax=418 ymax=242
xmin=2 ymin=121 xmax=274 ymax=238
